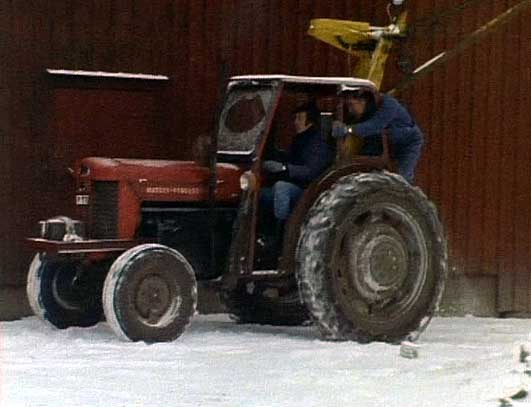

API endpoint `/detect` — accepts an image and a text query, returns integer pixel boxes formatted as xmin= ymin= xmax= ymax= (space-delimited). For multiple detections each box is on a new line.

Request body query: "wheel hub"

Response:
xmin=135 ymin=275 xmax=180 ymax=326
xmin=349 ymin=223 xmax=408 ymax=302
xmin=51 ymin=264 xmax=84 ymax=311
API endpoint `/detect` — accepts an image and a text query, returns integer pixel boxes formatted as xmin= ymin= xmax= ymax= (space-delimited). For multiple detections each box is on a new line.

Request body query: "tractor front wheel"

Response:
xmin=102 ymin=244 xmax=197 ymax=342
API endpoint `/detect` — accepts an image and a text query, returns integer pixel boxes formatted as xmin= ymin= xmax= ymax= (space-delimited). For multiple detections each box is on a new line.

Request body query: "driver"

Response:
xmin=261 ymin=101 xmax=332 ymax=227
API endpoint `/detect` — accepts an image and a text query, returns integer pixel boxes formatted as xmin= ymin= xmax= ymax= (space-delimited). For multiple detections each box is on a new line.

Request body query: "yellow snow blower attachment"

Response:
xmin=307 ymin=19 xmax=374 ymax=56
xmin=308 ymin=7 xmax=408 ymax=162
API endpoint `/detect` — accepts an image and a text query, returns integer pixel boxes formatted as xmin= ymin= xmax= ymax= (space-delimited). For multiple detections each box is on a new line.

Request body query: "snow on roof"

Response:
xmin=229 ymin=74 xmax=376 ymax=89
xmin=46 ymin=69 xmax=169 ymax=81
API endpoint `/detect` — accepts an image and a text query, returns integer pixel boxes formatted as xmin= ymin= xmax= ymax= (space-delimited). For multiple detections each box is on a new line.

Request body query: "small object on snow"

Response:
xmin=510 ymin=389 xmax=529 ymax=400
xmin=499 ymin=389 xmax=529 ymax=407
xmin=519 ymin=343 xmax=531 ymax=363
xmin=400 ymin=341 xmax=420 ymax=359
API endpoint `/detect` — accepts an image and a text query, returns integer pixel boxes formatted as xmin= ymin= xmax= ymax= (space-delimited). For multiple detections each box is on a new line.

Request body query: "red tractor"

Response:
xmin=27 ymin=75 xmax=447 ymax=343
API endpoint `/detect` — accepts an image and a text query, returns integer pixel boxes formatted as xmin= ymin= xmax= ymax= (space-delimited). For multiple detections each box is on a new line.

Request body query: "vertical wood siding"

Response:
xmin=1 ymin=1 xmax=531 ymax=308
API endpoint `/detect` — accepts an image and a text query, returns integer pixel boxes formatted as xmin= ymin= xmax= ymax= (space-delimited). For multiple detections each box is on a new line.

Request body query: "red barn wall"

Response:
xmin=1 ymin=1 xmax=530 ymax=311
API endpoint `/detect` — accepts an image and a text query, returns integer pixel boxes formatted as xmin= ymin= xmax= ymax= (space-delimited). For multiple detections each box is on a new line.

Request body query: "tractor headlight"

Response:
xmin=239 ymin=171 xmax=256 ymax=191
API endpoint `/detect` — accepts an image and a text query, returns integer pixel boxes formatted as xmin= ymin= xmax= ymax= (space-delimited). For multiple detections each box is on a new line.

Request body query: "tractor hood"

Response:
xmin=76 ymin=157 xmax=244 ymax=202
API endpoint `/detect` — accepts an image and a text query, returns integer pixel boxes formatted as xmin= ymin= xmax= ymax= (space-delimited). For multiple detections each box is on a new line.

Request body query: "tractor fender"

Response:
xmin=278 ymin=162 xmax=388 ymax=277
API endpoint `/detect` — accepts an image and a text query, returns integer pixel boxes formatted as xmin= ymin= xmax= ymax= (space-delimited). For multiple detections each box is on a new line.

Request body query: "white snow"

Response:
xmin=4 ymin=315 xmax=531 ymax=407
xmin=46 ymin=69 xmax=169 ymax=81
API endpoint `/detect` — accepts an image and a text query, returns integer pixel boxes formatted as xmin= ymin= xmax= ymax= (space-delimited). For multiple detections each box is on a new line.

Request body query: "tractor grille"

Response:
xmin=91 ymin=181 xmax=119 ymax=239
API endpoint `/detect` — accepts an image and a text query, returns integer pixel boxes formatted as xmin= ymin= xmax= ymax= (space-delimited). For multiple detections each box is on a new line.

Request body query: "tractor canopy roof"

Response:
xmin=218 ymin=75 xmax=378 ymax=158
xmin=228 ymin=74 xmax=377 ymax=94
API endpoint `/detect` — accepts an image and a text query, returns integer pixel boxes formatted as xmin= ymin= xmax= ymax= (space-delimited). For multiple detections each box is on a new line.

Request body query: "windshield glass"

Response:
xmin=217 ymin=86 xmax=276 ymax=155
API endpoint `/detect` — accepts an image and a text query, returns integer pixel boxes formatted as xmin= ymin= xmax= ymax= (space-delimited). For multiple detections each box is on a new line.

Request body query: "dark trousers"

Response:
xmin=395 ymin=142 xmax=423 ymax=183
xmin=260 ymin=181 xmax=304 ymax=221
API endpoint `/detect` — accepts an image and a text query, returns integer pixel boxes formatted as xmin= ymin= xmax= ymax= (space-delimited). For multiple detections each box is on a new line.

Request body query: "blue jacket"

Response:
xmin=285 ymin=126 xmax=332 ymax=187
xmin=351 ymin=94 xmax=423 ymax=157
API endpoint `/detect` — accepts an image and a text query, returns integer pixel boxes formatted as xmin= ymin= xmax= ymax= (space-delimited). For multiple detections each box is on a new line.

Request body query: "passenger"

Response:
xmin=332 ymin=88 xmax=424 ymax=183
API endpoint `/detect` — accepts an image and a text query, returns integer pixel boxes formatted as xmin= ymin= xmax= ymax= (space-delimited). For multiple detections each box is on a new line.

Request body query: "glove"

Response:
xmin=332 ymin=121 xmax=347 ymax=139
xmin=262 ymin=160 xmax=287 ymax=173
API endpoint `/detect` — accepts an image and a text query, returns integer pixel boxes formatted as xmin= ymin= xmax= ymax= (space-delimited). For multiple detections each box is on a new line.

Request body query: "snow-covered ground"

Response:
xmin=4 ymin=315 xmax=531 ymax=407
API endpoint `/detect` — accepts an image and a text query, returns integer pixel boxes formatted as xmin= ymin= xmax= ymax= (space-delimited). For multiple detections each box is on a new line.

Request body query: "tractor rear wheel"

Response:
xmin=102 ymin=244 xmax=197 ymax=342
xmin=296 ymin=172 xmax=447 ymax=342
xmin=27 ymin=254 xmax=103 ymax=329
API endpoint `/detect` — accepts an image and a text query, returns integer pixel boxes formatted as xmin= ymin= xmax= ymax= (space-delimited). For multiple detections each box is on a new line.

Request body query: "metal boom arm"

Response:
xmin=388 ymin=0 xmax=531 ymax=95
